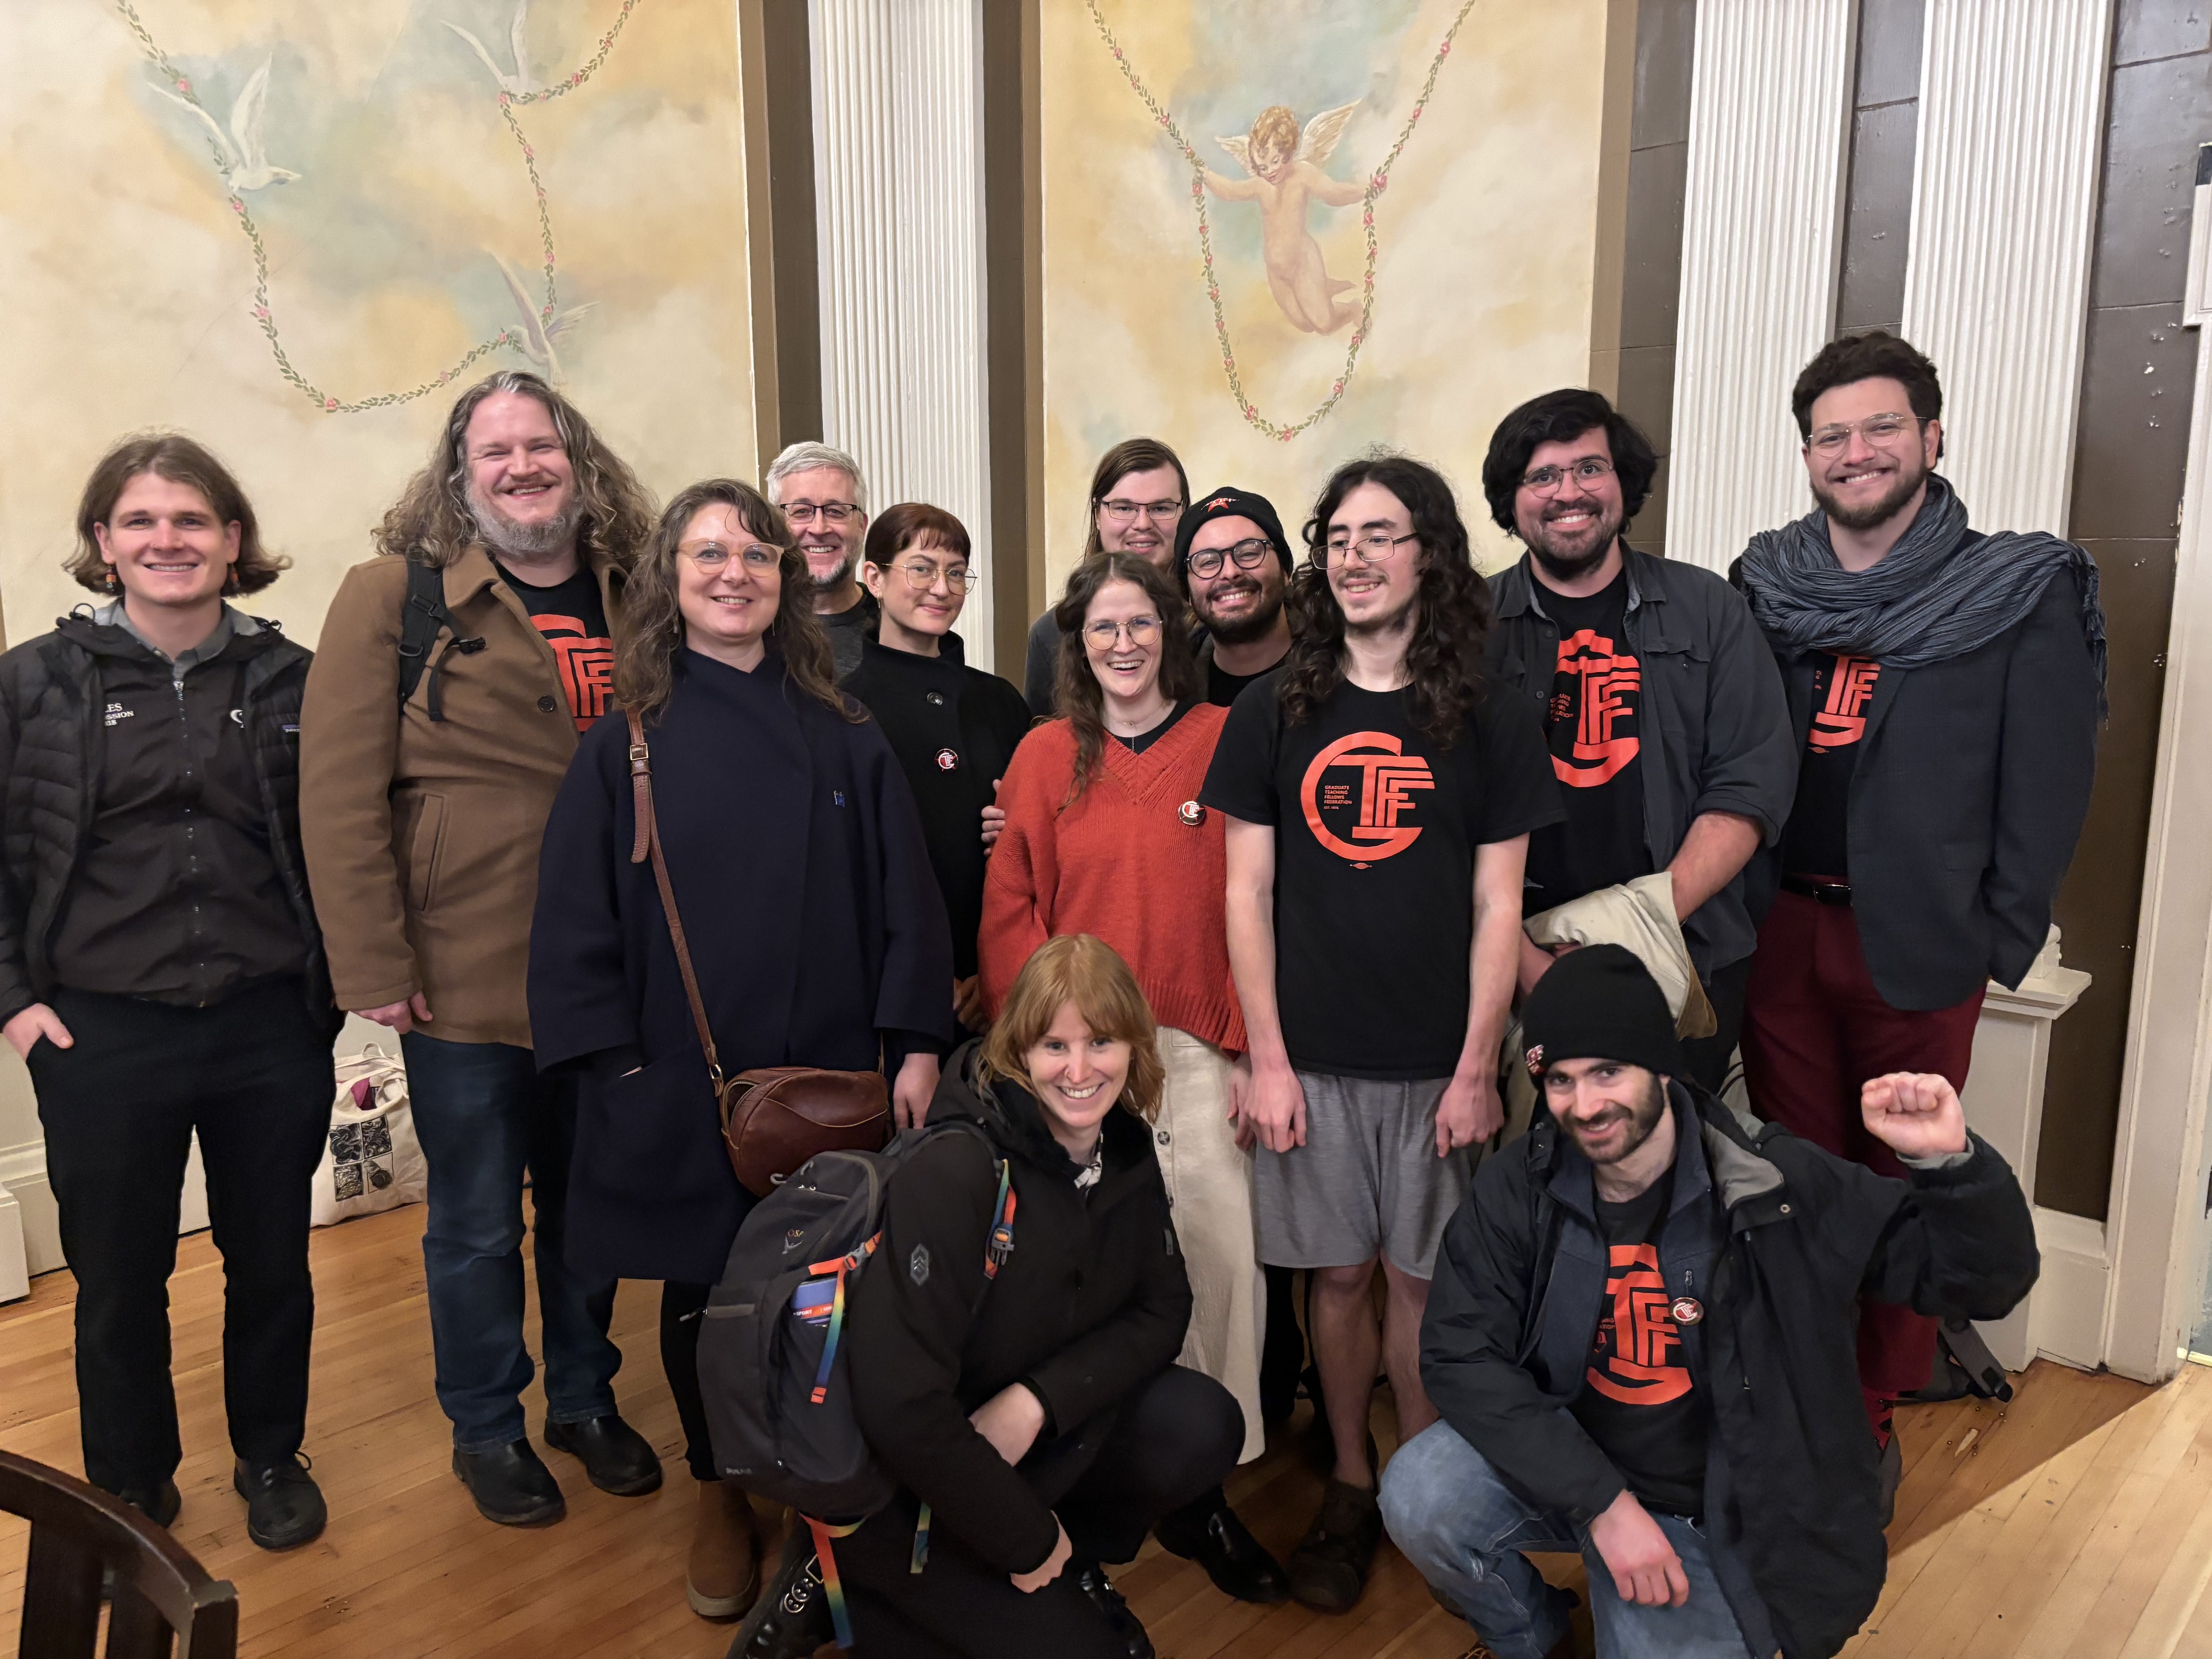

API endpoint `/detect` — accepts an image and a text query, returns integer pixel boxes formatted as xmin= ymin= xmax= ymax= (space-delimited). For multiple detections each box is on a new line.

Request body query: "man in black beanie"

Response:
xmin=1176 ymin=485 xmax=1295 ymax=708
xmin=1379 ymin=945 xmax=2039 ymax=1659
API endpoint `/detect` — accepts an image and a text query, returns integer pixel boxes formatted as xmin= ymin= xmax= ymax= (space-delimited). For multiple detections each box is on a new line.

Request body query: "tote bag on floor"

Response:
xmin=311 ymin=1043 xmax=428 ymax=1226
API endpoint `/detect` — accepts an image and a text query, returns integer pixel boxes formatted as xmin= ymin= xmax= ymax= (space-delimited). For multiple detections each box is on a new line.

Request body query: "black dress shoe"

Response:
xmin=1072 ymin=1562 xmax=1154 ymax=1659
xmin=727 ymin=1528 xmax=832 ymax=1659
xmin=114 ymin=1480 xmax=182 ymax=1529
xmin=234 ymin=1455 xmax=327 ymax=1551
xmin=1155 ymin=1494 xmax=1290 ymax=1604
xmin=453 ymin=1439 xmax=566 ymax=1526
xmin=544 ymin=1413 xmax=663 ymax=1496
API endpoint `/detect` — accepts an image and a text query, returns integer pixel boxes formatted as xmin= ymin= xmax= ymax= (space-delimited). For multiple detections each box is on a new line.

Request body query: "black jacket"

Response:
xmin=1734 ymin=556 xmax=2100 ymax=1009
xmin=1422 ymin=1087 xmax=2038 ymax=1659
xmin=1487 ymin=546 xmax=1796 ymax=977
xmin=0 ymin=611 xmax=335 ymax=1032
xmin=846 ymin=1042 xmax=1192 ymax=1575
xmin=529 ymin=650 xmax=954 ymax=1284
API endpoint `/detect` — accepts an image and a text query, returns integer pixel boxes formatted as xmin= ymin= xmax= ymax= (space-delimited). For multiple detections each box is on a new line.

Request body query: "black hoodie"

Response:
xmin=845 ymin=1039 xmax=1192 ymax=1574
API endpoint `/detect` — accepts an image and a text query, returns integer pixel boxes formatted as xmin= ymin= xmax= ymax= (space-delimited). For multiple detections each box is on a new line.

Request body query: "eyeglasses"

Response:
xmin=1082 ymin=617 xmax=1163 ymax=648
xmin=1520 ymin=457 xmax=1616 ymax=495
xmin=1806 ymin=414 xmax=1925 ymax=456
xmin=1097 ymin=498 xmax=1184 ymax=524
xmin=1187 ymin=538 xmax=1274 ymax=580
xmin=887 ymin=559 xmax=977 ymax=592
xmin=781 ymin=501 xmax=860 ymax=526
xmin=682 ymin=541 xmax=781 ymax=574
xmin=1321 ymin=532 xmax=1418 ymax=567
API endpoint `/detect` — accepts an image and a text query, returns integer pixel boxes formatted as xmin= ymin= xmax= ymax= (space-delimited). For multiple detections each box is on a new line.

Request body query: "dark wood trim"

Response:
xmin=983 ymin=0 xmax=1043 ymax=670
xmin=758 ymin=0 xmax=821 ymax=464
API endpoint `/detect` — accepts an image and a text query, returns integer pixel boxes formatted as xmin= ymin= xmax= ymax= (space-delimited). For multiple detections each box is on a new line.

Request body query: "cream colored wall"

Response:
xmin=1039 ymin=0 xmax=1613 ymax=592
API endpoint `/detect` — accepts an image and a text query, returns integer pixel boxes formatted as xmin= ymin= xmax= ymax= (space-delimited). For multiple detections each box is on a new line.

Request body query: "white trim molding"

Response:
xmin=1667 ymin=0 xmax=1857 ymax=572
xmin=809 ymin=0 xmax=995 ymax=666
xmin=1899 ymin=0 xmax=2114 ymax=532
xmin=0 ymin=1178 xmax=26 ymax=1303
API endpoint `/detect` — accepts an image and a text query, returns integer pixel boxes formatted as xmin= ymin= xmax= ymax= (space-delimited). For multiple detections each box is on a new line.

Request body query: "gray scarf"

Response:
xmin=1738 ymin=473 xmax=2106 ymax=708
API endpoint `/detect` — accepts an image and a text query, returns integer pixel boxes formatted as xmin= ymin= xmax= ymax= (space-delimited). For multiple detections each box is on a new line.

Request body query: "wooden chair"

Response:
xmin=0 ymin=1451 xmax=237 ymax=1659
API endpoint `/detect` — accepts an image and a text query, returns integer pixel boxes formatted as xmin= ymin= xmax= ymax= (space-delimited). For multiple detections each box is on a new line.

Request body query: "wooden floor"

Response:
xmin=0 ymin=1202 xmax=2189 ymax=1658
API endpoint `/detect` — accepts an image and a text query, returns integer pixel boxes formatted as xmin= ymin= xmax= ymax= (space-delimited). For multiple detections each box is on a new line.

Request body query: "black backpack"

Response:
xmin=394 ymin=554 xmax=483 ymax=721
xmin=696 ymin=1119 xmax=1015 ymax=1634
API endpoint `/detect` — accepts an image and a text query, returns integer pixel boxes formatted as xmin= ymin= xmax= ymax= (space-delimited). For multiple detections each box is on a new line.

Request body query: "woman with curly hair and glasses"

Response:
xmin=528 ymin=477 xmax=953 ymax=1629
xmin=0 ymin=434 xmax=340 ymax=1551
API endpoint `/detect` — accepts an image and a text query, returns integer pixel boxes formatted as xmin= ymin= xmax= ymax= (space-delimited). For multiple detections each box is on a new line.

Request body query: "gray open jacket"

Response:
xmin=1487 ymin=546 xmax=1796 ymax=978
xmin=1422 ymin=1087 xmax=2039 ymax=1658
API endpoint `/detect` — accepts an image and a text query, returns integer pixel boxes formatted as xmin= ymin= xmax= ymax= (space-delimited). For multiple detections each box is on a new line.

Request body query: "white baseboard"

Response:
xmin=0 ymin=1133 xmax=208 ymax=1284
xmin=0 ymin=1180 xmax=27 ymax=1302
xmin=2028 ymin=1207 xmax=2111 ymax=1372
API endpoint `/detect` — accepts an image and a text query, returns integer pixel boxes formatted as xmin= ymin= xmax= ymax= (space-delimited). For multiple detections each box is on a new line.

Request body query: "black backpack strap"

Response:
xmin=395 ymin=555 xmax=484 ymax=723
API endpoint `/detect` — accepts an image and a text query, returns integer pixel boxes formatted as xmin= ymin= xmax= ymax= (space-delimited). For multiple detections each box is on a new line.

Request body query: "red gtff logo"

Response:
xmin=1299 ymin=732 xmax=1435 ymax=862
xmin=1810 ymin=654 xmax=1880 ymax=751
xmin=1552 ymin=629 xmax=1640 ymax=788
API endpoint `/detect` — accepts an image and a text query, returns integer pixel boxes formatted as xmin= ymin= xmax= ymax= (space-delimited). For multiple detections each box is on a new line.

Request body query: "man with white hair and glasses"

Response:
xmin=766 ymin=439 xmax=878 ymax=678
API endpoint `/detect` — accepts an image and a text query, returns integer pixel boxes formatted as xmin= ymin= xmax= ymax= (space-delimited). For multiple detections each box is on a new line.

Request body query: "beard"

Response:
xmin=1197 ymin=578 xmax=1286 ymax=646
xmin=1523 ymin=499 xmax=1624 ymax=586
xmin=466 ymin=479 xmax=577 ymax=558
xmin=804 ymin=543 xmax=857 ymax=591
xmin=1561 ymin=1072 xmax=1669 ymax=1167
xmin=1811 ymin=452 xmax=1930 ymax=532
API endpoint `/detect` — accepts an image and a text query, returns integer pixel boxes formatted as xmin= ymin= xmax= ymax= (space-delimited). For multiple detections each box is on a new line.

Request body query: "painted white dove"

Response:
xmin=157 ymin=58 xmax=300 ymax=193
xmin=494 ymin=254 xmax=595 ymax=383
xmin=445 ymin=1 xmax=541 ymax=97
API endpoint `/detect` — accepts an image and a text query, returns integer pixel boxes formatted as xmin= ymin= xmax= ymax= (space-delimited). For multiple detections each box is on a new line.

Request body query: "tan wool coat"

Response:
xmin=299 ymin=544 xmax=625 ymax=1048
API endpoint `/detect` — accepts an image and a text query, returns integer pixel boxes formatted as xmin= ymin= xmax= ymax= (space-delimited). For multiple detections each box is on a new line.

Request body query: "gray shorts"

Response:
xmin=1250 ymin=1071 xmax=1473 ymax=1279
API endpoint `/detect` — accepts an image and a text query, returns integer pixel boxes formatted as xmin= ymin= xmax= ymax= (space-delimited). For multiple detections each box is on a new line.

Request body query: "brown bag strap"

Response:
xmin=625 ymin=708 xmax=725 ymax=1089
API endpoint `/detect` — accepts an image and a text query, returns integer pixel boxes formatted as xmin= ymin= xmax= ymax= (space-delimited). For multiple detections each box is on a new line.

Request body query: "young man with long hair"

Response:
xmin=1201 ymin=454 xmax=1562 ymax=1612
xmin=301 ymin=371 xmax=663 ymax=1532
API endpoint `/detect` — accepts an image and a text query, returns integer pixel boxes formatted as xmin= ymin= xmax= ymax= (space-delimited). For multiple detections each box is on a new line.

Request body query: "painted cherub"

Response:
xmin=1205 ymin=101 xmax=1364 ymax=334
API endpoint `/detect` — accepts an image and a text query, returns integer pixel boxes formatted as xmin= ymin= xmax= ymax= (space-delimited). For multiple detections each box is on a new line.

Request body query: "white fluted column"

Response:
xmin=809 ymin=0 xmax=994 ymax=665
xmin=1667 ymin=0 xmax=1857 ymax=572
xmin=1900 ymin=0 xmax=2114 ymax=532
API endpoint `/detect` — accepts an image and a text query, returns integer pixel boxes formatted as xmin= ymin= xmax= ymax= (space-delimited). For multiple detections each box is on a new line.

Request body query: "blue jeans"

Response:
xmin=1380 ymin=1422 xmax=1764 ymax=1659
xmin=401 ymin=1034 xmax=621 ymax=1451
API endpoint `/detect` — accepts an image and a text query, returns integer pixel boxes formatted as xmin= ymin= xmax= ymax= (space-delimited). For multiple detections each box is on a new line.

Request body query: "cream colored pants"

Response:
xmin=1154 ymin=1027 xmax=1264 ymax=1463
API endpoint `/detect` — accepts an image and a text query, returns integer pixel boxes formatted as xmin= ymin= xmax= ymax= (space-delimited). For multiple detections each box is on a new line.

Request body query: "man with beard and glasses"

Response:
xmin=1482 ymin=390 xmax=1793 ymax=1094
xmin=1381 ymin=945 xmax=2038 ymax=1659
xmin=1177 ymin=485 xmax=1296 ymax=708
xmin=1202 ymin=455 xmax=1562 ymax=1613
xmin=302 ymin=371 xmax=665 ymax=1531
xmin=767 ymin=440 xmax=878 ymax=679
xmin=1731 ymin=331 xmax=2102 ymax=1465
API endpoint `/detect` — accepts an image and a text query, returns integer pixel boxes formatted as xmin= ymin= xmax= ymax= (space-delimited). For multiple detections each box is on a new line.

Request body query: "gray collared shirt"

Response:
xmin=93 ymin=601 xmax=260 ymax=685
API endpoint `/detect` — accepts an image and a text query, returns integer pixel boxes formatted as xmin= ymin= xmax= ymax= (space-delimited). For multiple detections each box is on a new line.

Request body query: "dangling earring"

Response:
xmin=222 ymin=567 xmax=242 ymax=596
xmin=103 ymin=568 xmax=121 ymax=595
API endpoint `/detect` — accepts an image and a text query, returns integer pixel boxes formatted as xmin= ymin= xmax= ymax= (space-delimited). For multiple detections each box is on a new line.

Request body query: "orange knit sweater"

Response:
xmin=978 ymin=706 xmax=1247 ymax=1055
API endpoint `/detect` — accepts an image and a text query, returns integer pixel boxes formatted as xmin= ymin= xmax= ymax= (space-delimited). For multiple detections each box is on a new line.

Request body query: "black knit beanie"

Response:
xmin=1173 ymin=484 xmax=1293 ymax=594
xmin=1519 ymin=943 xmax=1685 ymax=1081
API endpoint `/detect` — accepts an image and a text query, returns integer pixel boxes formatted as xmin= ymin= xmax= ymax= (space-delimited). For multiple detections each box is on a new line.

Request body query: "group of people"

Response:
xmin=0 ymin=324 xmax=2100 ymax=1659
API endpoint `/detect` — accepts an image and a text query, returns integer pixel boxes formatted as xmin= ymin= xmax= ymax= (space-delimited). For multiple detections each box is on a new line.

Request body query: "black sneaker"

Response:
xmin=1072 ymin=1561 xmax=1153 ymax=1659
xmin=234 ymin=1454 xmax=327 ymax=1551
xmin=1286 ymin=1478 xmax=1382 ymax=1613
xmin=1154 ymin=1493 xmax=1289 ymax=1604
xmin=728 ymin=1527 xmax=832 ymax=1659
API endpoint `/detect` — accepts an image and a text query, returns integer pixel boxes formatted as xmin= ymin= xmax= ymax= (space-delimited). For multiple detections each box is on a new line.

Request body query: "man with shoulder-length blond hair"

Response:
xmin=299 ymin=372 xmax=666 ymax=1534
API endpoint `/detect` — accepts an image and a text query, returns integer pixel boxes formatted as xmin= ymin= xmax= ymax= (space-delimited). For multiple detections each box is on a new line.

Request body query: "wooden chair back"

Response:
xmin=0 ymin=1451 xmax=237 ymax=1659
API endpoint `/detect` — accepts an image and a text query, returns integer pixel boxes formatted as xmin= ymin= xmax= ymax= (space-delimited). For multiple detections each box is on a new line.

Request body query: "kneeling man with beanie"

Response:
xmin=1379 ymin=945 xmax=2037 ymax=1659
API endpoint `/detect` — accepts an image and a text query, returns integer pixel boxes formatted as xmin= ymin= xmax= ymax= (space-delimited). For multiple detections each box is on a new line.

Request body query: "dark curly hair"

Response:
xmin=1051 ymin=554 xmax=1200 ymax=802
xmin=1281 ymin=454 xmax=1492 ymax=746
xmin=1791 ymin=330 xmax=1943 ymax=438
xmin=72 ymin=433 xmax=290 ymax=595
xmin=614 ymin=478 xmax=858 ymax=727
xmin=1479 ymin=388 xmax=1657 ymax=535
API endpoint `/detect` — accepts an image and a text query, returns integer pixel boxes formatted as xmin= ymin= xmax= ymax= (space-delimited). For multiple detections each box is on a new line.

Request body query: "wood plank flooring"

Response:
xmin=0 ymin=1203 xmax=2185 ymax=1657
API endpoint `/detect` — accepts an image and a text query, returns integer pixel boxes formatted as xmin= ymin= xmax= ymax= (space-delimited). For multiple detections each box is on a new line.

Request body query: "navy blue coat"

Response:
xmin=529 ymin=649 xmax=955 ymax=1283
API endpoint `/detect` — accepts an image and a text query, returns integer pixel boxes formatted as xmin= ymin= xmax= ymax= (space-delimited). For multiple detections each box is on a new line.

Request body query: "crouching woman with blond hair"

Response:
xmin=820 ymin=935 xmax=1242 ymax=1658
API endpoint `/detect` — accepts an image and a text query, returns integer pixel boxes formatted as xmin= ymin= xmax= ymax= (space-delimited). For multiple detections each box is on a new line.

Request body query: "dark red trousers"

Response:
xmin=1740 ymin=891 xmax=1985 ymax=1413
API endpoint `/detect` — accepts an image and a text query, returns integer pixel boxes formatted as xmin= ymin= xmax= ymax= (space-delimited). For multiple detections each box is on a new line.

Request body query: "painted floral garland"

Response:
xmin=1086 ymin=0 xmax=1477 ymax=443
xmin=111 ymin=0 xmax=642 ymax=415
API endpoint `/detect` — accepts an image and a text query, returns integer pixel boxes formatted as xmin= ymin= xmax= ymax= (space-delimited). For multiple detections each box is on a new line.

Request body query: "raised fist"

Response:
xmin=1860 ymin=1072 xmax=1970 ymax=1162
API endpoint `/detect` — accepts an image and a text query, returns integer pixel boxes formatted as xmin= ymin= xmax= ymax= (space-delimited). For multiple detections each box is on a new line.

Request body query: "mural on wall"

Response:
xmin=0 ymin=0 xmax=755 ymax=648
xmin=1043 ymin=0 xmax=1611 ymax=582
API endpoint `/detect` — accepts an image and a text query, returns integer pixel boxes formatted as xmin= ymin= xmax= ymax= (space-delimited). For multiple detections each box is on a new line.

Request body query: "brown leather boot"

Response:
xmin=685 ymin=1478 xmax=762 ymax=1620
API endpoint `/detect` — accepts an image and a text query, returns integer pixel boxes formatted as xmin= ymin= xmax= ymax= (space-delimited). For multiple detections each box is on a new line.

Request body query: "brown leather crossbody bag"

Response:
xmin=624 ymin=709 xmax=891 ymax=1196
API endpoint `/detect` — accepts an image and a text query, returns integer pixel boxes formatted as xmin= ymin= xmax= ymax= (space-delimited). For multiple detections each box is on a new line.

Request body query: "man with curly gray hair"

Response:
xmin=766 ymin=439 xmax=877 ymax=677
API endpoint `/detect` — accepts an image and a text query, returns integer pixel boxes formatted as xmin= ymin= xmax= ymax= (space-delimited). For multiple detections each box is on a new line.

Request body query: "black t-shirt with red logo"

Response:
xmin=1570 ymin=1168 xmax=1707 ymax=1517
xmin=496 ymin=560 xmax=614 ymax=732
xmin=1201 ymin=670 xmax=1562 ymax=1079
xmin=1782 ymin=651 xmax=1882 ymax=881
xmin=1524 ymin=572 xmax=1654 ymax=910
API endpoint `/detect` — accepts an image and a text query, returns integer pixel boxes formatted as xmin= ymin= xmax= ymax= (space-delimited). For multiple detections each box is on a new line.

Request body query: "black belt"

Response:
xmin=1782 ymin=875 xmax=1853 ymax=907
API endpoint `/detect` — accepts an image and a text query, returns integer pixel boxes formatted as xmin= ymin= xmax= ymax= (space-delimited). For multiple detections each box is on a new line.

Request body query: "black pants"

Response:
xmin=838 ymin=1365 xmax=1242 ymax=1657
xmin=1678 ymin=954 xmax=1753 ymax=1097
xmin=663 ymin=1279 xmax=718 ymax=1480
xmin=30 ymin=980 xmax=333 ymax=1494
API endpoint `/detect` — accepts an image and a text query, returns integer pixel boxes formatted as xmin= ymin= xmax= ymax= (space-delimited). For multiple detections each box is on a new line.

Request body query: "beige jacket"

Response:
xmin=299 ymin=546 xmax=624 ymax=1047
